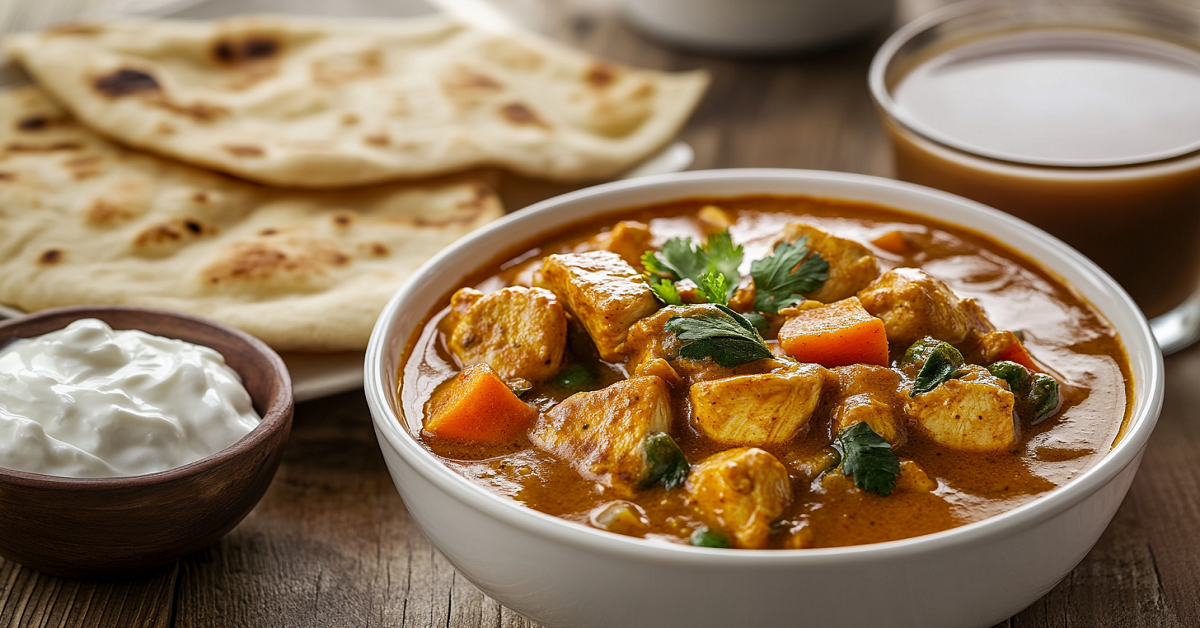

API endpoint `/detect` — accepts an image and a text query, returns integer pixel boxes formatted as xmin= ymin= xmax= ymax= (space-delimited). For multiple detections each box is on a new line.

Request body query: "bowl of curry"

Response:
xmin=365 ymin=169 xmax=1162 ymax=628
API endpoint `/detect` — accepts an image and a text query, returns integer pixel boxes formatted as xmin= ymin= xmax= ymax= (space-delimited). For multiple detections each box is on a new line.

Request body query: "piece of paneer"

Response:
xmin=778 ymin=223 xmax=880 ymax=303
xmin=625 ymin=305 xmax=784 ymax=384
xmin=857 ymin=267 xmax=993 ymax=348
xmin=685 ymin=447 xmax=793 ymax=549
xmin=905 ymin=365 xmax=1018 ymax=452
xmin=830 ymin=364 xmax=906 ymax=445
xmin=447 ymin=286 xmax=567 ymax=382
xmin=529 ymin=376 xmax=672 ymax=497
xmin=536 ymin=251 xmax=660 ymax=362
xmin=591 ymin=220 xmax=654 ymax=270
xmin=689 ymin=363 xmax=826 ymax=446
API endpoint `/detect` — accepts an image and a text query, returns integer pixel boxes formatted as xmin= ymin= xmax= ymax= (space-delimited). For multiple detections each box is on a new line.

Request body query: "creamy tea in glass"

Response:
xmin=870 ymin=0 xmax=1200 ymax=353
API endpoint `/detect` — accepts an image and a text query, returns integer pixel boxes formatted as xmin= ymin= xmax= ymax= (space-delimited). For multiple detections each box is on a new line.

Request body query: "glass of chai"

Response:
xmin=870 ymin=0 xmax=1200 ymax=353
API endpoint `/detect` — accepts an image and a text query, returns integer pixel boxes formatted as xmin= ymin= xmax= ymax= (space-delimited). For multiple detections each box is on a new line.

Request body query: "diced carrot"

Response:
xmin=996 ymin=340 xmax=1041 ymax=373
xmin=871 ymin=231 xmax=911 ymax=256
xmin=778 ymin=297 xmax=889 ymax=367
xmin=425 ymin=364 xmax=537 ymax=443
xmin=982 ymin=329 xmax=1042 ymax=373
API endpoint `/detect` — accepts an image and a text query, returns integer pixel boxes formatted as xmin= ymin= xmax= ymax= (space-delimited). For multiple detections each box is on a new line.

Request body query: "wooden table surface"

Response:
xmin=2 ymin=0 xmax=1198 ymax=626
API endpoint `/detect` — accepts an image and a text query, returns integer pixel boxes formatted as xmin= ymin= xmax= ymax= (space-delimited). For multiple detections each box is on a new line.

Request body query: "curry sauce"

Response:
xmin=399 ymin=195 xmax=1132 ymax=549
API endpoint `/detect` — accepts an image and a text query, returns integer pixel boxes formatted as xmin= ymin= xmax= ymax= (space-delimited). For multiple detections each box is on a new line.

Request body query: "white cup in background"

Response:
xmin=623 ymin=0 xmax=895 ymax=55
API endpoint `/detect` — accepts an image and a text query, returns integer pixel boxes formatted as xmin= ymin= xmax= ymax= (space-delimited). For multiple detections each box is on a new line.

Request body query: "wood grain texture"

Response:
xmin=170 ymin=390 xmax=536 ymax=628
xmin=0 ymin=0 xmax=1197 ymax=625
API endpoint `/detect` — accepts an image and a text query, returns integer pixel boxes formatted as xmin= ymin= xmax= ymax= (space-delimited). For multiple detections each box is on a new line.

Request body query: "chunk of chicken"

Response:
xmin=536 ymin=251 xmax=660 ymax=362
xmin=689 ymin=363 xmax=826 ymax=446
xmin=896 ymin=460 xmax=938 ymax=492
xmin=529 ymin=376 xmax=672 ymax=497
xmin=625 ymin=305 xmax=785 ymax=384
xmin=830 ymin=365 xmax=906 ymax=445
xmin=440 ymin=287 xmax=483 ymax=334
xmin=591 ymin=220 xmax=654 ymax=270
xmin=447 ymin=286 xmax=567 ymax=382
xmin=685 ymin=447 xmax=793 ymax=549
xmin=904 ymin=365 xmax=1018 ymax=452
xmin=697 ymin=205 xmax=734 ymax=233
xmin=778 ymin=223 xmax=880 ymax=303
xmin=857 ymin=268 xmax=993 ymax=348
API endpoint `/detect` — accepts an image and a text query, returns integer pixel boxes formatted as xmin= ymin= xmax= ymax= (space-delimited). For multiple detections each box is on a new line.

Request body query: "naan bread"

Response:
xmin=3 ymin=15 xmax=708 ymax=188
xmin=0 ymin=86 xmax=502 ymax=351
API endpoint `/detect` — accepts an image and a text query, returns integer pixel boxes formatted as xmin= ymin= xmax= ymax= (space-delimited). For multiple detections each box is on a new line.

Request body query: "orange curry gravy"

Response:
xmin=399 ymin=195 xmax=1132 ymax=549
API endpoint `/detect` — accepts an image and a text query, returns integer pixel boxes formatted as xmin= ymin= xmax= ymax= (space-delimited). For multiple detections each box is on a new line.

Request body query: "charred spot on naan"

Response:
xmin=358 ymin=241 xmax=391 ymax=257
xmin=212 ymin=36 xmax=281 ymax=64
xmin=131 ymin=217 xmax=216 ymax=255
xmin=38 ymin=249 xmax=63 ymax=265
xmin=200 ymin=238 xmax=352 ymax=294
xmin=331 ymin=211 xmax=356 ymax=228
xmin=500 ymin=102 xmax=550 ymax=129
xmin=584 ymin=63 xmax=618 ymax=89
xmin=15 ymin=114 xmax=69 ymax=132
xmin=363 ymin=133 xmax=390 ymax=147
xmin=442 ymin=66 xmax=505 ymax=110
xmin=0 ymin=172 xmax=15 ymax=181
xmin=94 ymin=69 xmax=161 ymax=97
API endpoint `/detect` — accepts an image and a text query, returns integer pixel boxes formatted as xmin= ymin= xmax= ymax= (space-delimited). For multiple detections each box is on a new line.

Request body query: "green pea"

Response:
xmin=690 ymin=527 xmax=731 ymax=548
xmin=639 ymin=433 xmax=690 ymax=490
xmin=987 ymin=360 xmax=1030 ymax=393
xmin=1028 ymin=374 xmax=1060 ymax=424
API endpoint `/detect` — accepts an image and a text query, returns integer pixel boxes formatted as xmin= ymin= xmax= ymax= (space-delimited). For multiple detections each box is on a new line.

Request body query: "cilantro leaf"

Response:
xmin=665 ymin=304 xmax=773 ymax=367
xmin=698 ymin=271 xmax=731 ymax=306
xmin=642 ymin=230 xmax=743 ymax=304
xmin=647 ymin=276 xmax=683 ymax=306
xmin=643 ymin=237 xmax=708 ymax=283
xmin=702 ymin=230 xmax=744 ymax=296
xmin=832 ymin=422 xmax=901 ymax=497
xmin=750 ymin=236 xmax=830 ymax=314
xmin=742 ymin=312 xmax=770 ymax=333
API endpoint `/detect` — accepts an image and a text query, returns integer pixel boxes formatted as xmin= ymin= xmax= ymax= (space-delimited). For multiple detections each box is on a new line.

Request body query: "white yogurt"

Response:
xmin=0 ymin=318 xmax=261 ymax=478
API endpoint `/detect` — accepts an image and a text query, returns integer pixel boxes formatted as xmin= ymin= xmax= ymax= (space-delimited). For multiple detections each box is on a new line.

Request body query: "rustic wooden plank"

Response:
xmin=171 ymin=391 xmax=538 ymax=628
xmin=1008 ymin=497 xmax=1180 ymax=627
xmin=1125 ymin=347 xmax=1200 ymax=628
xmin=0 ymin=559 xmax=175 ymax=628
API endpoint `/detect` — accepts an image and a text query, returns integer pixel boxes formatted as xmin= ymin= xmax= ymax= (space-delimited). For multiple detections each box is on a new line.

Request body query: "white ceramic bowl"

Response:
xmin=365 ymin=169 xmax=1163 ymax=628
xmin=622 ymin=0 xmax=895 ymax=55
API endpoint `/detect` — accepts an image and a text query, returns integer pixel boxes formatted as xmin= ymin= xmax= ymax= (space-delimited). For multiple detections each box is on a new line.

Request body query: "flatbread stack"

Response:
xmin=0 ymin=15 xmax=708 ymax=353
xmin=5 ymin=15 xmax=708 ymax=187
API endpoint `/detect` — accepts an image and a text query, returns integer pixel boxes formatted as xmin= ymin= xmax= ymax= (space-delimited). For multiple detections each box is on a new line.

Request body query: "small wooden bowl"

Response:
xmin=0 ymin=306 xmax=293 ymax=578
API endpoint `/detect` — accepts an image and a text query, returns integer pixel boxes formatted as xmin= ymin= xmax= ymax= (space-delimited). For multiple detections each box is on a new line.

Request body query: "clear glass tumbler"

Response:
xmin=870 ymin=0 xmax=1200 ymax=353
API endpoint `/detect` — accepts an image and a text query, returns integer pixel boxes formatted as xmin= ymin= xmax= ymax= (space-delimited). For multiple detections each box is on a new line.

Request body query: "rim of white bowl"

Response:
xmin=365 ymin=168 xmax=1164 ymax=566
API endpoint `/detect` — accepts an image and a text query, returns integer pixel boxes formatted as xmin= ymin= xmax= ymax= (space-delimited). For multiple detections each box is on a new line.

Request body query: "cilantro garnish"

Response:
xmin=832 ymin=422 xmax=901 ymax=497
xmin=643 ymin=231 xmax=743 ymax=305
xmin=647 ymin=276 xmax=683 ymax=306
xmin=664 ymin=304 xmax=773 ymax=367
xmin=698 ymin=271 xmax=731 ymax=306
xmin=749 ymin=237 xmax=829 ymax=314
